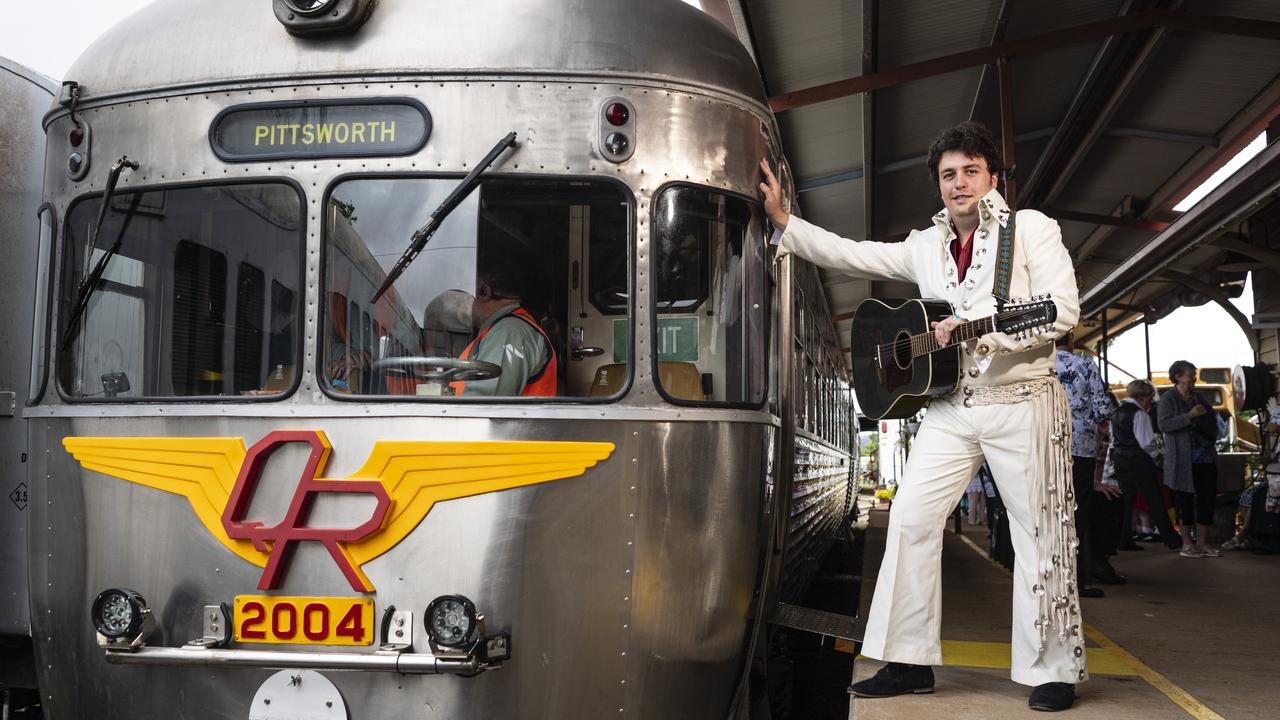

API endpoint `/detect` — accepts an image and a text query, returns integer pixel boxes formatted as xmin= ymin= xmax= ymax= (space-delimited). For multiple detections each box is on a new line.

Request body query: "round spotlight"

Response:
xmin=283 ymin=0 xmax=339 ymax=15
xmin=425 ymin=595 xmax=478 ymax=648
xmin=67 ymin=153 xmax=84 ymax=175
xmin=604 ymin=132 xmax=630 ymax=156
xmin=91 ymin=588 xmax=148 ymax=640
xmin=68 ymin=125 xmax=85 ymax=147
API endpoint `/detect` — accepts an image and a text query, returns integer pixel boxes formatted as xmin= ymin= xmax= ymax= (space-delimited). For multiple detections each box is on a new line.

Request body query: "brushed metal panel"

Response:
xmin=0 ymin=58 xmax=54 ymax=639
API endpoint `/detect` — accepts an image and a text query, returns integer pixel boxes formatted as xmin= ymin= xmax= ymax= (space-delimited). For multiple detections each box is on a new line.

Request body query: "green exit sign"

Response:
xmin=612 ymin=317 xmax=699 ymax=363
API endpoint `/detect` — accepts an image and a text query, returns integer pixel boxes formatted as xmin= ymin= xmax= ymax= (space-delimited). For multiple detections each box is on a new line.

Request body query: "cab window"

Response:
xmin=651 ymin=186 xmax=768 ymax=406
xmin=57 ymin=183 xmax=303 ymax=399
xmin=322 ymin=177 xmax=630 ymax=399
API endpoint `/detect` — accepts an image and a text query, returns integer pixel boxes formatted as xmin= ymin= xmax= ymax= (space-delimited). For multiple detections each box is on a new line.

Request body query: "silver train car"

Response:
xmin=23 ymin=1 xmax=856 ymax=717
xmin=1 ymin=56 xmax=56 ymax=698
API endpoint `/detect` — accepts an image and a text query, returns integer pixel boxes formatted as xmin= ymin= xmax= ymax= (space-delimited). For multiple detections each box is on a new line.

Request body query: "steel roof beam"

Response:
xmin=1031 ymin=23 xmax=1169 ymax=208
xmin=1079 ymin=137 xmax=1280 ymax=317
xmin=1160 ymin=269 xmax=1258 ymax=354
xmin=1042 ymin=207 xmax=1170 ymax=232
xmin=767 ymin=9 xmax=1280 ymax=113
xmin=795 ymin=125 xmax=1209 ymax=193
xmin=968 ymin=0 xmax=1017 ymax=122
xmin=1020 ymin=0 xmax=1164 ymax=207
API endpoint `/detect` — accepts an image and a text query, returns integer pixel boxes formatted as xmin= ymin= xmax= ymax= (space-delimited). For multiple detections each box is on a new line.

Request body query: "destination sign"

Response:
xmin=211 ymin=99 xmax=431 ymax=162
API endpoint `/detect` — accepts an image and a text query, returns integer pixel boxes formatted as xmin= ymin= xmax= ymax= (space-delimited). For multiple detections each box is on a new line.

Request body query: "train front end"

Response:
xmin=28 ymin=1 xmax=782 ymax=717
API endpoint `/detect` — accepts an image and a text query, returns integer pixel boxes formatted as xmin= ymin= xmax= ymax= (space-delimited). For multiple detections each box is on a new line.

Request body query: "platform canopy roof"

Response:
xmin=708 ymin=0 xmax=1280 ymax=366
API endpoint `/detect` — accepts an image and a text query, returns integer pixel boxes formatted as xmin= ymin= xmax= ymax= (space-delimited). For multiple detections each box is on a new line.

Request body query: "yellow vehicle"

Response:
xmin=1110 ymin=367 xmax=1257 ymax=449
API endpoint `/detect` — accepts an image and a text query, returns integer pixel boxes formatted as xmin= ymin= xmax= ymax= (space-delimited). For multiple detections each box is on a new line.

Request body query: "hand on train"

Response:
xmin=929 ymin=316 xmax=965 ymax=347
xmin=758 ymin=159 xmax=791 ymax=231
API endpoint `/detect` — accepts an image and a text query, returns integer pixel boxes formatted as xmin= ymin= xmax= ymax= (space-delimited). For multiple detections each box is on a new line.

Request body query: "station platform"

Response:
xmin=845 ymin=501 xmax=1280 ymax=719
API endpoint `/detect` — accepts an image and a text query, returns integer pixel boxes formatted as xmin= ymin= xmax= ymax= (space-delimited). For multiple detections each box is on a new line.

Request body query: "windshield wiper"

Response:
xmin=371 ymin=132 xmax=518 ymax=303
xmin=61 ymin=156 xmax=141 ymax=350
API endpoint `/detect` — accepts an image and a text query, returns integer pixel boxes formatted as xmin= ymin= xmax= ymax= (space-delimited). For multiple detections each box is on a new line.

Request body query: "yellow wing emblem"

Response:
xmin=62 ymin=436 xmax=263 ymax=565
xmin=63 ymin=433 xmax=615 ymax=591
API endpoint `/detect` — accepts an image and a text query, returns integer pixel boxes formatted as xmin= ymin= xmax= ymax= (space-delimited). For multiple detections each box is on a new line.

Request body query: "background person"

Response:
xmin=449 ymin=263 xmax=558 ymax=397
xmin=1157 ymin=360 xmax=1221 ymax=558
xmin=1113 ymin=380 xmax=1181 ymax=552
xmin=1055 ymin=335 xmax=1113 ymax=597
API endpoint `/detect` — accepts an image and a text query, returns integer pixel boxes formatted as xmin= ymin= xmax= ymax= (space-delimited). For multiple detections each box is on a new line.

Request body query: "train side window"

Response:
xmin=652 ymin=186 xmax=767 ymax=407
xmin=57 ymin=183 xmax=303 ymax=400
xmin=321 ymin=177 xmax=631 ymax=400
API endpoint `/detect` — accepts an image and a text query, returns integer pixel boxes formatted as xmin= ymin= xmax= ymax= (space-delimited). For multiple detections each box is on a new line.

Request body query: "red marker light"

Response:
xmin=69 ymin=125 xmax=85 ymax=147
xmin=605 ymin=102 xmax=630 ymax=127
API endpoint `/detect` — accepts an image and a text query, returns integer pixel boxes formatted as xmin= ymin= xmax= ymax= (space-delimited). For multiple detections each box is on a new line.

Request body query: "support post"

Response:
xmin=997 ymin=56 xmax=1017 ymax=210
xmin=1144 ymin=317 xmax=1152 ymax=381
xmin=862 ymin=0 xmax=878 ymax=241
xmin=1102 ymin=311 xmax=1110 ymax=385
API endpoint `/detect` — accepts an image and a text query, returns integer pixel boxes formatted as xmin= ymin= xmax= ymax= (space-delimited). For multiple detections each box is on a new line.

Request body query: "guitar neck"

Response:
xmin=912 ymin=316 xmax=995 ymax=359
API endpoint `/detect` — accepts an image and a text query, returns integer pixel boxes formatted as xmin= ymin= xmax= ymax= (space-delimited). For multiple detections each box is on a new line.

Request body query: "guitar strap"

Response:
xmin=992 ymin=209 xmax=1015 ymax=311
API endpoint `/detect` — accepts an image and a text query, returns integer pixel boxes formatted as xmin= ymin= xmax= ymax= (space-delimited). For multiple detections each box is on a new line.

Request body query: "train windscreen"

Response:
xmin=322 ymin=177 xmax=629 ymax=399
xmin=57 ymin=184 xmax=304 ymax=400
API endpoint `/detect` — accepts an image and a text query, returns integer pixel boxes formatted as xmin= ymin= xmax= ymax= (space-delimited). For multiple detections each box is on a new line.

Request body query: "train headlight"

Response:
xmin=598 ymin=97 xmax=636 ymax=163
xmin=273 ymin=0 xmax=375 ymax=37
xmin=425 ymin=595 xmax=478 ymax=649
xmin=283 ymin=0 xmax=339 ymax=15
xmin=604 ymin=133 xmax=630 ymax=156
xmin=91 ymin=588 xmax=155 ymax=646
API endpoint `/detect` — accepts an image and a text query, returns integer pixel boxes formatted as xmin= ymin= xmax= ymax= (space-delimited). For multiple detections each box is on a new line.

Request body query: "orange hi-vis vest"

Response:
xmin=449 ymin=307 xmax=558 ymax=397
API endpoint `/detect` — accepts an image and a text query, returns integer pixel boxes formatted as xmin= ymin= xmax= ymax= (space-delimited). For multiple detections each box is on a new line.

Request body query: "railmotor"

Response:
xmin=24 ymin=1 xmax=857 ymax=717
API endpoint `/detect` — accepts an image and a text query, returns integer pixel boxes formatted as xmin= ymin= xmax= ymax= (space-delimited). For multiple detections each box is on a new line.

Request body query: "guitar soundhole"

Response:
xmin=892 ymin=330 xmax=913 ymax=369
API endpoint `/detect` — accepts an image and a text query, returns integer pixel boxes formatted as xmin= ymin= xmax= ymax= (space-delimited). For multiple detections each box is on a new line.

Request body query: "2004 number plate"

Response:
xmin=234 ymin=596 xmax=374 ymax=646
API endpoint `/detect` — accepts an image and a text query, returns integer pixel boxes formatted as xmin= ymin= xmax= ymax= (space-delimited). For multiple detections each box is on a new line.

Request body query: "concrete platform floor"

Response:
xmin=847 ymin=503 xmax=1280 ymax=719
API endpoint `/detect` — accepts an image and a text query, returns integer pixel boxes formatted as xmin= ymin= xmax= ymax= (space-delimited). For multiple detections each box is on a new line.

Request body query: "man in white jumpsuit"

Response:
xmin=759 ymin=121 xmax=1086 ymax=711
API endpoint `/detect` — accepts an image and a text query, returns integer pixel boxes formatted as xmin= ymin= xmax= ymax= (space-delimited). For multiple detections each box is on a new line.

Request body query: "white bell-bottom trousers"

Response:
xmin=860 ymin=394 xmax=1086 ymax=686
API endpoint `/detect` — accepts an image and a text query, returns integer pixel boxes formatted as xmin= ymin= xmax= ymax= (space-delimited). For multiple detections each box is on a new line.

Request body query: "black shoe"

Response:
xmin=1093 ymin=561 xmax=1127 ymax=586
xmin=1138 ymin=532 xmax=1162 ymax=543
xmin=1029 ymin=682 xmax=1076 ymax=711
xmin=1077 ymin=586 xmax=1105 ymax=598
xmin=847 ymin=662 xmax=935 ymax=697
xmin=1118 ymin=542 xmax=1144 ymax=551
xmin=1165 ymin=536 xmax=1184 ymax=551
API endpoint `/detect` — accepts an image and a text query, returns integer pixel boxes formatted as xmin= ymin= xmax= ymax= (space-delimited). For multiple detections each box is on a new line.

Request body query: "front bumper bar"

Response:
xmin=104 ymin=646 xmax=483 ymax=674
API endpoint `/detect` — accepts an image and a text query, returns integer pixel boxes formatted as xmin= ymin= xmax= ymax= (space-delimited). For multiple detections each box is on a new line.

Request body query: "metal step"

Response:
xmin=769 ymin=602 xmax=861 ymax=642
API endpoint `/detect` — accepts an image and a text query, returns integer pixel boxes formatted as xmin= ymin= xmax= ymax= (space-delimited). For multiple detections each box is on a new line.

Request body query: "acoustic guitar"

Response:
xmin=850 ymin=297 xmax=1057 ymax=419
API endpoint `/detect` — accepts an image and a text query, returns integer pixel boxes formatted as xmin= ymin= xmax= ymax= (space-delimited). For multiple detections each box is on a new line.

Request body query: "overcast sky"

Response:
xmin=2 ymin=0 xmax=1259 ymax=378
xmin=1 ymin=1 xmax=155 ymax=79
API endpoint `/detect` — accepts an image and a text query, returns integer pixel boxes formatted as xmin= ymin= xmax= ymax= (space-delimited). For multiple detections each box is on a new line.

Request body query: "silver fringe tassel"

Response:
xmin=962 ymin=376 xmax=1088 ymax=681
xmin=1031 ymin=379 xmax=1088 ymax=681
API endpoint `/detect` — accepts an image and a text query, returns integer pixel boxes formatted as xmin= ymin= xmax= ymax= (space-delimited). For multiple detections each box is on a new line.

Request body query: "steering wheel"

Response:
xmin=371 ymin=356 xmax=502 ymax=384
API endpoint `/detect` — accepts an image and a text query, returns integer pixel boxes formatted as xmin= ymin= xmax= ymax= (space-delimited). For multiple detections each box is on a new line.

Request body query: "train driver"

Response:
xmin=449 ymin=262 xmax=558 ymax=397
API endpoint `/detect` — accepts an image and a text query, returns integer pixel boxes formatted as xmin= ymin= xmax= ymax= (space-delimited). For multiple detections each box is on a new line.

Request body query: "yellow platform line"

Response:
xmin=953 ymin=531 xmax=1224 ymax=720
xmin=853 ymin=640 xmax=1134 ymax=676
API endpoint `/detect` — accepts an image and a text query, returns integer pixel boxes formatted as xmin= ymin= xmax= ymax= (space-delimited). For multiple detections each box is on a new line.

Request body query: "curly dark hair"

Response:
xmin=926 ymin=121 xmax=1006 ymax=183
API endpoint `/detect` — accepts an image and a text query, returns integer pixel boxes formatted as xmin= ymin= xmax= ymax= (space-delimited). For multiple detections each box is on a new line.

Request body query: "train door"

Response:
xmin=0 ymin=57 xmax=56 ymax=695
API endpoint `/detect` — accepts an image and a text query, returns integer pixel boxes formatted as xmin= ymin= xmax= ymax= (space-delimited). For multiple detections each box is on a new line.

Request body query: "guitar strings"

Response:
xmin=872 ymin=307 xmax=1051 ymax=357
